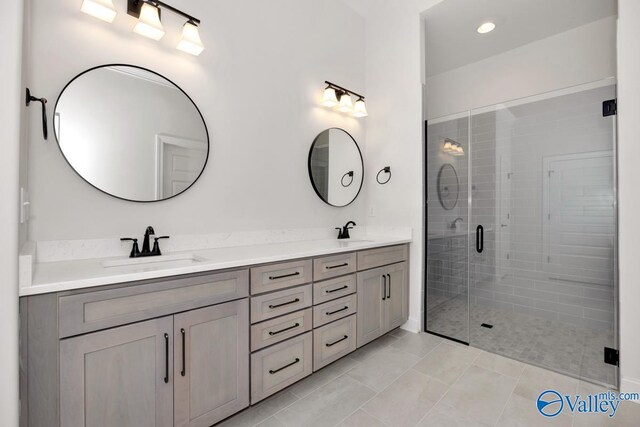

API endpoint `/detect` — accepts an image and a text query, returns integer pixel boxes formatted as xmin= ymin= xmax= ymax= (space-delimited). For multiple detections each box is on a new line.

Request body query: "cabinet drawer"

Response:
xmin=313 ymin=315 xmax=357 ymax=371
xmin=250 ymin=285 xmax=313 ymax=324
xmin=313 ymin=274 xmax=356 ymax=305
xmin=313 ymin=294 xmax=357 ymax=328
xmin=59 ymin=269 xmax=249 ymax=338
xmin=357 ymin=244 xmax=408 ymax=271
xmin=251 ymin=259 xmax=313 ymax=295
xmin=251 ymin=308 xmax=312 ymax=351
xmin=313 ymin=253 xmax=357 ymax=282
xmin=251 ymin=332 xmax=312 ymax=404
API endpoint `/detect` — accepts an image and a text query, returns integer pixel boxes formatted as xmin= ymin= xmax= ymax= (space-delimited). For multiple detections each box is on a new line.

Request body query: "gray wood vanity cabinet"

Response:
xmin=20 ymin=243 xmax=409 ymax=427
xmin=356 ymin=249 xmax=409 ymax=347
xmin=21 ymin=269 xmax=250 ymax=427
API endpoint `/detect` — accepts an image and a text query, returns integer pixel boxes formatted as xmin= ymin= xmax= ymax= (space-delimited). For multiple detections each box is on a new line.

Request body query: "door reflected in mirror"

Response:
xmin=54 ymin=64 xmax=209 ymax=202
xmin=308 ymin=128 xmax=364 ymax=207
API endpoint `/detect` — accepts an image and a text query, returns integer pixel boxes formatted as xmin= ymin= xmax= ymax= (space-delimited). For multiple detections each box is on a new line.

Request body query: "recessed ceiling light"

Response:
xmin=477 ymin=22 xmax=496 ymax=34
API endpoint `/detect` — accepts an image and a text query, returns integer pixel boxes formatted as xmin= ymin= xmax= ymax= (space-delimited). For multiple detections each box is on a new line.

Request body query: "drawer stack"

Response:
xmin=249 ymin=259 xmax=314 ymax=403
xmin=312 ymin=252 xmax=358 ymax=371
xmin=248 ymin=252 xmax=360 ymax=403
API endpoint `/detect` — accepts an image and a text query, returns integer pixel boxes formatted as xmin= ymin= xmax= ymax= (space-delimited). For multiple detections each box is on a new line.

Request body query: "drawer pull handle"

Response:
xmin=164 ymin=333 xmax=169 ymax=384
xmin=269 ymin=298 xmax=300 ymax=309
xmin=326 ymin=335 xmax=349 ymax=347
xmin=268 ymin=323 xmax=300 ymax=336
xmin=269 ymin=358 xmax=300 ymax=374
xmin=387 ymin=274 xmax=391 ymax=299
xmin=326 ymin=285 xmax=349 ymax=294
xmin=326 ymin=262 xmax=349 ymax=270
xmin=180 ymin=328 xmax=186 ymax=377
xmin=269 ymin=272 xmax=301 ymax=281
xmin=326 ymin=306 xmax=349 ymax=316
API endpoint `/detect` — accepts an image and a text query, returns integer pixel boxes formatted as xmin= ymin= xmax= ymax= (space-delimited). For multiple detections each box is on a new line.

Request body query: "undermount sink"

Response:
xmin=101 ymin=253 xmax=208 ymax=269
xmin=339 ymin=239 xmax=374 ymax=245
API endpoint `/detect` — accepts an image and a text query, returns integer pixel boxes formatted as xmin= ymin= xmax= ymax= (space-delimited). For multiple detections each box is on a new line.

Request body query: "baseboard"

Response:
xmin=400 ymin=317 xmax=421 ymax=334
xmin=621 ymin=377 xmax=640 ymax=404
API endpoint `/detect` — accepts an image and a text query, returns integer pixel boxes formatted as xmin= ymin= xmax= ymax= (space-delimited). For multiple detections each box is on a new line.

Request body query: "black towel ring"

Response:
xmin=26 ymin=88 xmax=48 ymax=140
xmin=341 ymin=171 xmax=354 ymax=187
xmin=376 ymin=166 xmax=391 ymax=185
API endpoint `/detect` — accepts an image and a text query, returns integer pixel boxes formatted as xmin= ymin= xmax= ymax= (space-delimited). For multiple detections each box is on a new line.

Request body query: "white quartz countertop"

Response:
xmin=21 ymin=236 xmax=411 ymax=296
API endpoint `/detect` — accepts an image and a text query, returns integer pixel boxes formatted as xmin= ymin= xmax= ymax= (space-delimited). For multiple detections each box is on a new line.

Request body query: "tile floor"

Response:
xmin=426 ymin=294 xmax=616 ymax=385
xmin=219 ymin=329 xmax=640 ymax=427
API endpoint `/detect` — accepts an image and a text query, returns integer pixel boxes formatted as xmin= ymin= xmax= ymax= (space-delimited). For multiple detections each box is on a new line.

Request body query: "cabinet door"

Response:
xmin=174 ymin=299 xmax=249 ymax=427
xmin=385 ymin=262 xmax=409 ymax=331
xmin=60 ymin=317 xmax=173 ymax=427
xmin=356 ymin=266 xmax=387 ymax=347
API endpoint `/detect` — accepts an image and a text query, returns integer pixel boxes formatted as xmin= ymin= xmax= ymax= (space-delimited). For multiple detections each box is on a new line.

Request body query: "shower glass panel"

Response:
xmin=426 ymin=81 xmax=618 ymax=387
xmin=425 ymin=114 xmax=470 ymax=343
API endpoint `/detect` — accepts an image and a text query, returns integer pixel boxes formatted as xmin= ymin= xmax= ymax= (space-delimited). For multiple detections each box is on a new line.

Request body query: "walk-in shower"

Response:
xmin=424 ymin=80 xmax=618 ymax=387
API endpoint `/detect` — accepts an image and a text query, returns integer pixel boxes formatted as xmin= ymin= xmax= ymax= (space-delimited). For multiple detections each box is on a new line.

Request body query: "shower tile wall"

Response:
xmin=469 ymin=85 xmax=616 ymax=332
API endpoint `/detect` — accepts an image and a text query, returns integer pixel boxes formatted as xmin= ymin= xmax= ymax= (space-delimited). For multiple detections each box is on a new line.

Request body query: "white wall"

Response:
xmin=617 ymin=0 xmax=640 ymax=396
xmin=425 ymin=16 xmax=617 ymax=119
xmin=0 ymin=0 xmax=24 ymax=424
xmin=26 ymin=0 xmax=367 ymax=242
xmin=344 ymin=0 xmax=445 ymax=332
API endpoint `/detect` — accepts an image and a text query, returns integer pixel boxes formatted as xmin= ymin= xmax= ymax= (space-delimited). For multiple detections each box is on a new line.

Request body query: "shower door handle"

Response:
xmin=476 ymin=225 xmax=484 ymax=253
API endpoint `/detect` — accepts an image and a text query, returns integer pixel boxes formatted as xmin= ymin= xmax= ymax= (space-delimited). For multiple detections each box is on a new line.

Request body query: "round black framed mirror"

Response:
xmin=437 ymin=163 xmax=459 ymax=210
xmin=308 ymin=128 xmax=364 ymax=207
xmin=54 ymin=64 xmax=209 ymax=202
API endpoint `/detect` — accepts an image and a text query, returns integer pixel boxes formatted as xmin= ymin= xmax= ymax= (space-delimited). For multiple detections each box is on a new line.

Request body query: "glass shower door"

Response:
xmin=425 ymin=114 xmax=470 ymax=344
xmin=467 ymin=83 xmax=618 ymax=387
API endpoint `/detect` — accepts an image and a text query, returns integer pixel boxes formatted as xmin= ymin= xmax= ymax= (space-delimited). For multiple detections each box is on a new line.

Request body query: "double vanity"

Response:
xmin=19 ymin=238 xmax=410 ymax=427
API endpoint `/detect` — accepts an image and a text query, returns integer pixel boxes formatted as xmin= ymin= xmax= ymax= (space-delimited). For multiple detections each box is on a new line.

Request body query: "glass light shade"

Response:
xmin=337 ymin=93 xmax=353 ymax=113
xmin=321 ymin=87 xmax=339 ymax=108
xmin=133 ymin=2 xmax=165 ymax=41
xmin=352 ymin=99 xmax=368 ymax=117
xmin=80 ymin=0 xmax=117 ymax=23
xmin=176 ymin=21 xmax=204 ymax=56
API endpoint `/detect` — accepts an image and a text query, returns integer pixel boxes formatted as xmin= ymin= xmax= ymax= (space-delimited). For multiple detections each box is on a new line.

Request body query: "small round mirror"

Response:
xmin=437 ymin=163 xmax=459 ymax=210
xmin=308 ymin=128 xmax=364 ymax=207
xmin=54 ymin=64 xmax=209 ymax=202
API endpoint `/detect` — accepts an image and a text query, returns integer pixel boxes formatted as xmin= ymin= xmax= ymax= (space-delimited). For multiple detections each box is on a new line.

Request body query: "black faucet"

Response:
xmin=336 ymin=221 xmax=356 ymax=239
xmin=121 ymin=226 xmax=170 ymax=258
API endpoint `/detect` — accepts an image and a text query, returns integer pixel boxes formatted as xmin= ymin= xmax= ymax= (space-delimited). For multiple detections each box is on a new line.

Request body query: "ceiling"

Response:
xmin=424 ymin=0 xmax=617 ymax=77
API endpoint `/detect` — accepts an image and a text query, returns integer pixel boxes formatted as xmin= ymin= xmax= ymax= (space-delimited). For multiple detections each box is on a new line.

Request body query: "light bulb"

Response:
xmin=443 ymin=140 xmax=453 ymax=152
xmin=321 ymin=87 xmax=339 ymax=108
xmin=133 ymin=2 xmax=165 ymax=41
xmin=177 ymin=21 xmax=204 ymax=56
xmin=80 ymin=0 xmax=117 ymax=23
xmin=352 ymin=98 xmax=368 ymax=117
xmin=477 ymin=22 xmax=496 ymax=34
xmin=337 ymin=93 xmax=353 ymax=113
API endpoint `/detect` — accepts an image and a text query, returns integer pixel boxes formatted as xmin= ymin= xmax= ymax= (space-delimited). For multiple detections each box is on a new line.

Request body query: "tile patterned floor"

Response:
xmin=426 ymin=295 xmax=616 ymax=385
xmin=218 ymin=330 xmax=640 ymax=427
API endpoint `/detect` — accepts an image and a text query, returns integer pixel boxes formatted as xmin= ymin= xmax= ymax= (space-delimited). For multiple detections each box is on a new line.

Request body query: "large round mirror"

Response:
xmin=308 ymin=128 xmax=364 ymax=207
xmin=437 ymin=163 xmax=459 ymax=210
xmin=54 ymin=64 xmax=209 ymax=202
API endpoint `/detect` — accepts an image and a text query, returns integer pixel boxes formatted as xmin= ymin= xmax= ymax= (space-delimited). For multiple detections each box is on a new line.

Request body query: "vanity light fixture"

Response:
xmin=442 ymin=138 xmax=465 ymax=156
xmin=80 ymin=0 xmax=117 ymax=23
xmin=321 ymin=81 xmax=368 ymax=118
xmin=477 ymin=22 xmax=496 ymax=34
xmin=127 ymin=0 xmax=203 ymax=55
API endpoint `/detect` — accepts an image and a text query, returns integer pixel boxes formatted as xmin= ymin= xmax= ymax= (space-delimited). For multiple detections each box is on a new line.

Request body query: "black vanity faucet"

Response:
xmin=336 ymin=221 xmax=357 ymax=239
xmin=121 ymin=226 xmax=170 ymax=258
